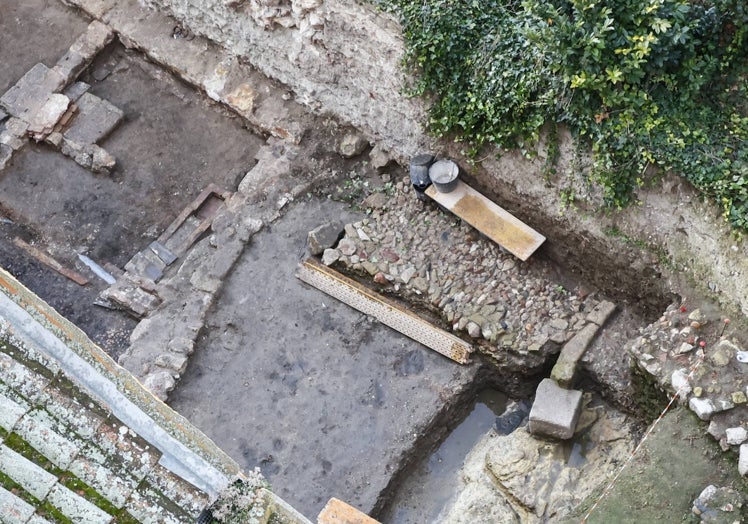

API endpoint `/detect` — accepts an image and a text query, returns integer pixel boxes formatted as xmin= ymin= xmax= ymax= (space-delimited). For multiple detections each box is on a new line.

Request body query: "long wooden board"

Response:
xmin=426 ymin=180 xmax=545 ymax=261
xmin=296 ymin=258 xmax=472 ymax=364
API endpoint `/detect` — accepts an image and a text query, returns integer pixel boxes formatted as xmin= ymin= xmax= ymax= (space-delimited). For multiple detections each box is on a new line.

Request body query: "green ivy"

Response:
xmin=376 ymin=0 xmax=748 ymax=230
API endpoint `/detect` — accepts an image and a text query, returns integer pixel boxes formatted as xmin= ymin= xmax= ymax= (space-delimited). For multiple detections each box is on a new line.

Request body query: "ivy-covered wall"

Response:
xmin=144 ymin=0 xmax=747 ymax=316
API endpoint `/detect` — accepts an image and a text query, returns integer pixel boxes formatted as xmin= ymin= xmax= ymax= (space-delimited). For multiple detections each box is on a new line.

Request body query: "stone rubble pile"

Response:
xmin=629 ymin=303 xmax=748 ymax=477
xmin=324 ymin=177 xmax=611 ymax=373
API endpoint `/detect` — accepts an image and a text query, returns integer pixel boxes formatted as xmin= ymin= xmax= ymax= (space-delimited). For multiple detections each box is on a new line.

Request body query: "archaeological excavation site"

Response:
xmin=1 ymin=0 xmax=747 ymax=522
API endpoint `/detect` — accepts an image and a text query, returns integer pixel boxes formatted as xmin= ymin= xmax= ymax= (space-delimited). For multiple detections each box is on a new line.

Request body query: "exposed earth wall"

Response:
xmin=147 ymin=0 xmax=748 ymax=318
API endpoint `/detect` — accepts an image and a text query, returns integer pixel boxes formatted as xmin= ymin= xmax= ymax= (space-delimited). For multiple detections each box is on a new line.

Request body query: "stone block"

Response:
xmin=53 ymin=49 xmax=87 ymax=84
xmin=318 ymin=497 xmax=380 ymax=524
xmin=528 ymin=378 xmax=583 ymax=440
xmin=0 ymin=445 xmax=58 ymax=499
xmin=64 ymin=92 xmax=124 ymax=145
xmin=586 ymin=300 xmax=616 ymax=326
xmin=101 ymin=279 xmax=162 ymax=318
xmin=741 ymin=444 xmax=748 ymax=476
xmin=550 ymin=322 xmax=599 ymax=387
xmin=0 ymin=485 xmax=35 ymax=524
xmin=27 ymin=93 xmax=71 ymax=139
xmin=0 ymin=63 xmax=65 ymax=119
xmin=70 ymin=20 xmax=115 ymax=59
xmin=726 ymin=427 xmax=748 ymax=445
xmin=68 ymin=453 xmax=136 ymax=508
xmin=308 ymin=222 xmax=342 ymax=256
xmin=0 ymin=144 xmax=13 ymax=169
xmin=0 ymin=392 xmax=28 ymax=432
xmin=690 ymin=397 xmax=715 ymax=421
xmin=63 ymin=81 xmax=91 ymax=102
xmin=46 ymin=483 xmax=113 ymax=523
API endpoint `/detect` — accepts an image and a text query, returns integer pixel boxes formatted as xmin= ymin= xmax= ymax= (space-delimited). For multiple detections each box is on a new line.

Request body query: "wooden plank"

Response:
xmin=156 ymin=183 xmax=230 ymax=245
xmin=425 ymin=180 xmax=545 ymax=261
xmin=12 ymin=238 xmax=89 ymax=286
xmin=317 ymin=498 xmax=381 ymax=524
xmin=296 ymin=258 xmax=472 ymax=364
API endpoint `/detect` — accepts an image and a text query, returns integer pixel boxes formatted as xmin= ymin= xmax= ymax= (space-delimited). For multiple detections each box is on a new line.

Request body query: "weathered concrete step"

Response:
xmin=425 ymin=180 xmax=545 ymax=261
xmin=297 ymin=258 xmax=473 ymax=364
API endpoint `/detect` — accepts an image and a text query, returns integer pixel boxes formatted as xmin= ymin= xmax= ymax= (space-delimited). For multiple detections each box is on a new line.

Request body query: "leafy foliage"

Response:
xmin=376 ymin=0 xmax=748 ymax=230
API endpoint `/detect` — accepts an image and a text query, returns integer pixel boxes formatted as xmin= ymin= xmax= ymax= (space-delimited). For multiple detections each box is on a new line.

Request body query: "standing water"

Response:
xmin=381 ymin=389 xmax=513 ymax=523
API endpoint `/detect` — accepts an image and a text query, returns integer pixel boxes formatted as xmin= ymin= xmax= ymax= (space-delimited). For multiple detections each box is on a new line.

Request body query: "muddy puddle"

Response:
xmin=380 ymin=389 xmax=509 ymax=524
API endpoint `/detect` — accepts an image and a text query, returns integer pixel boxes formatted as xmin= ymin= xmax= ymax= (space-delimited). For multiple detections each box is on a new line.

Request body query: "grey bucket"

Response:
xmin=428 ymin=159 xmax=460 ymax=193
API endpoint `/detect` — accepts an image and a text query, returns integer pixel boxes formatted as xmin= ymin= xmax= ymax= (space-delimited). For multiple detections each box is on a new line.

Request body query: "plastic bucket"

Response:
xmin=428 ymin=159 xmax=459 ymax=193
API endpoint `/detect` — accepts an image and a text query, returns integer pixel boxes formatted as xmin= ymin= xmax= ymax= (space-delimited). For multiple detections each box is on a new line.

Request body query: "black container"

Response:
xmin=409 ymin=153 xmax=435 ymax=201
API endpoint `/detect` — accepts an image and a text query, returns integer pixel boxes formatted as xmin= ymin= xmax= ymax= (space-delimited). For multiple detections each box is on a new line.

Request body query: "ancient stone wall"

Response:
xmin=146 ymin=0 xmax=430 ymax=156
xmin=144 ymin=0 xmax=748 ymax=317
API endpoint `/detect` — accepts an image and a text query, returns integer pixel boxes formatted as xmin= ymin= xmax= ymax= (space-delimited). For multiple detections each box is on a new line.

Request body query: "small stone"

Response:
xmin=362 ymin=192 xmax=388 ymax=210
xmin=726 ymin=427 xmax=748 ymax=445
xmin=732 ymin=391 xmax=747 ymax=405
xmin=693 ymin=387 xmax=703 ymax=397
xmin=155 ymin=353 xmax=189 ymax=374
xmin=671 ymin=369 xmax=691 ymax=396
xmin=368 ymin=143 xmax=392 ymax=169
xmin=675 ymin=342 xmax=694 ymax=355
xmin=466 ymin=322 xmax=481 ymax=338
xmin=338 ymin=238 xmax=357 ymax=256
xmin=142 ymin=370 xmax=176 ymax=401
xmin=308 ymin=222 xmax=341 ymax=256
xmin=373 ymin=272 xmax=388 ymax=285
xmin=550 ymin=318 xmax=569 ymax=330
xmin=321 ymin=248 xmax=340 ymax=266
xmin=339 ymin=133 xmax=368 ymax=158
xmin=361 ymin=261 xmax=378 ymax=276
xmin=689 ymin=397 xmax=715 ymax=420
xmin=710 ymin=347 xmax=732 ymax=367
xmin=740 ymin=444 xmax=748 ymax=476
xmin=688 ymin=308 xmax=707 ymax=323
xmin=356 ymin=228 xmax=371 ymax=242
xmin=400 ymin=267 xmax=416 ymax=284
xmin=90 ymin=146 xmax=115 ymax=173
xmin=412 ymin=277 xmax=429 ymax=293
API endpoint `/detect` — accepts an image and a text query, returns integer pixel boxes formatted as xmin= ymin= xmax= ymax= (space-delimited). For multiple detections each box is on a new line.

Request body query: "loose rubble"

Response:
xmin=325 ymin=176 xmax=614 ymax=379
xmin=630 ymin=303 xmax=748 ymax=478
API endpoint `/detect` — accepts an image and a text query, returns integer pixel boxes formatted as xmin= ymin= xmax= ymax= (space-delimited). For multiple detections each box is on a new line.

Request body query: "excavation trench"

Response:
xmin=0 ymin=4 xmax=696 ymax=520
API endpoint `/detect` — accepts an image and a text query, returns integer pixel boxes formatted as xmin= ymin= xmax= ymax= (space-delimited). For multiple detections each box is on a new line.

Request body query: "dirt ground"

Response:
xmin=1 ymin=0 xmax=264 ymax=356
xmin=168 ymin=197 xmax=479 ymax=518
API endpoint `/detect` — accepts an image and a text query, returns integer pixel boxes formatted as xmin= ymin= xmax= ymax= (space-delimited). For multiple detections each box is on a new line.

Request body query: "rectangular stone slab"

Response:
xmin=63 ymin=92 xmax=123 ymax=145
xmin=426 ymin=180 xmax=545 ymax=261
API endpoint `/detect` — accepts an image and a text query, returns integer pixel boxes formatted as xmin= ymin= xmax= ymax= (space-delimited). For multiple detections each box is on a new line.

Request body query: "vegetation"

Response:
xmin=376 ymin=0 xmax=748 ymax=230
